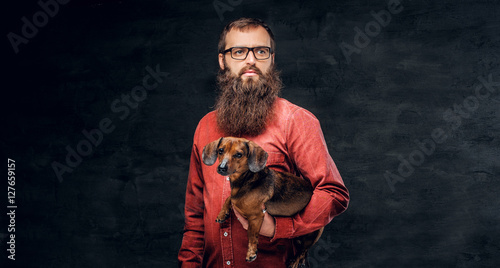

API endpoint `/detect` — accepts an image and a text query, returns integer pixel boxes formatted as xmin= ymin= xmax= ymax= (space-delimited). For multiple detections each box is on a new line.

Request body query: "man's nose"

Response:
xmin=245 ymin=50 xmax=256 ymax=65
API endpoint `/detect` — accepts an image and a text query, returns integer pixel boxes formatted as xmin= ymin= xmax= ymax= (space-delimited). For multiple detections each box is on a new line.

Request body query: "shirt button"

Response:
xmin=224 ymin=232 xmax=228 ymax=237
xmin=226 ymin=261 xmax=231 ymax=265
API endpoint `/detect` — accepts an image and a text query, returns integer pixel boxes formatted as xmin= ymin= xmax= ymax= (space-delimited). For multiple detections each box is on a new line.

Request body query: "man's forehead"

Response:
xmin=224 ymin=26 xmax=271 ymax=48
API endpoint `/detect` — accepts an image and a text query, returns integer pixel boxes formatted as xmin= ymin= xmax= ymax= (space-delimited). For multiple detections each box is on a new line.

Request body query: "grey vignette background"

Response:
xmin=2 ymin=0 xmax=499 ymax=267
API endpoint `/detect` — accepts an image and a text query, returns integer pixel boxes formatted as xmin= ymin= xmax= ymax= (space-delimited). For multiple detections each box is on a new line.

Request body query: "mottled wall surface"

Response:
xmin=2 ymin=0 xmax=499 ymax=267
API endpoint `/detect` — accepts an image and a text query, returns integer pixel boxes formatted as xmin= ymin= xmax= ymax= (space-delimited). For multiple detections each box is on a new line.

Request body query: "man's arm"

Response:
xmin=272 ymin=107 xmax=350 ymax=240
xmin=178 ymin=143 xmax=205 ymax=267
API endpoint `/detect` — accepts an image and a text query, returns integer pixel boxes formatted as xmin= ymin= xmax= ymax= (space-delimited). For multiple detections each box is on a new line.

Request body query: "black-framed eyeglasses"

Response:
xmin=221 ymin=46 xmax=273 ymax=60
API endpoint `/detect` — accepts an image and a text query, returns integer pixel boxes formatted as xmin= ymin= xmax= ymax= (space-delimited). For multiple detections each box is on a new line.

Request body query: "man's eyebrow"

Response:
xmin=230 ymin=45 xmax=269 ymax=48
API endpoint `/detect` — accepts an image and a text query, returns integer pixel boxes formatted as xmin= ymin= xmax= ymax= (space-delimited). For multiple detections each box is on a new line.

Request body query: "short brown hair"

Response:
xmin=218 ymin=18 xmax=275 ymax=54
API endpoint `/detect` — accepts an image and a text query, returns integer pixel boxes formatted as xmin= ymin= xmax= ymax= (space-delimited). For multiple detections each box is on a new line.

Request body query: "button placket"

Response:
xmin=220 ymin=175 xmax=233 ymax=267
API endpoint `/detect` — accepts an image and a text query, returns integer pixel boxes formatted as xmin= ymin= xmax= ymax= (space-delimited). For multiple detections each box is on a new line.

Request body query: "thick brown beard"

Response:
xmin=215 ymin=63 xmax=283 ymax=137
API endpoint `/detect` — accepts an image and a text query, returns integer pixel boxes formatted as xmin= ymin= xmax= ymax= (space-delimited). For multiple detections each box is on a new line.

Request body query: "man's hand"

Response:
xmin=233 ymin=206 xmax=276 ymax=238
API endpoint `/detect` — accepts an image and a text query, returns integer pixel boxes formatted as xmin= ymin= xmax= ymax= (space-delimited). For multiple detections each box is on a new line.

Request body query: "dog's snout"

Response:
xmin=217 ymin=158 xmax=229 ymax=174
xmin=218 ymin=165 xmax=228 ymax=173
xmin=219 ymin=158 xmax=227 ymax=168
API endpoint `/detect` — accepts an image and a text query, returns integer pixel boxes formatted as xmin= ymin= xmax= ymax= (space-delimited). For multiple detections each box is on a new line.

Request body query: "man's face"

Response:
xmin=218 ymin=26 xmax=274 ymax=81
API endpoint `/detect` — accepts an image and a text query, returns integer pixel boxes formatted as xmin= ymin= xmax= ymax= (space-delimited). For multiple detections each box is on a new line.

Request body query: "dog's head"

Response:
xmin=202 ymin=137 xmax=268 ymax=176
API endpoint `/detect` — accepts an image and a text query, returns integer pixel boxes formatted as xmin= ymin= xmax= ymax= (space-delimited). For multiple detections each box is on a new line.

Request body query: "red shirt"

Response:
xmin=178 ymin=98 xmax=349 ymax=268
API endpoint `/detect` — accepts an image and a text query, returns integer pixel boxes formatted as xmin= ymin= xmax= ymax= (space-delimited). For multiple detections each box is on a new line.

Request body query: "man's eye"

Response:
xmin=233 ymin=49 xmax=245 ymax=55
xmin=256 ymin=47 xmax=268 ymax=55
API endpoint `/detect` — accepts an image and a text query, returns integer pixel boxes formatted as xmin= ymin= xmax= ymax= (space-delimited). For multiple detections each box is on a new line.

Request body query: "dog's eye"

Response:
xmin=234 ymin=153 xmax=242 ymax=158
xmin=218 ymin=148 xmax=224 ymax=155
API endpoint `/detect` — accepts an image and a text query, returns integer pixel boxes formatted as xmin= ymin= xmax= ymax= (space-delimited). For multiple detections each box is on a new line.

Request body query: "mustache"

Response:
xmin=238 ymin=66 xmax=263 ymax=76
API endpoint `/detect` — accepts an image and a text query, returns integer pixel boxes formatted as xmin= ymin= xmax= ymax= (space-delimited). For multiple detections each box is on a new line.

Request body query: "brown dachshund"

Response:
xmin=202 ymin=137 xmax=324 ymax=268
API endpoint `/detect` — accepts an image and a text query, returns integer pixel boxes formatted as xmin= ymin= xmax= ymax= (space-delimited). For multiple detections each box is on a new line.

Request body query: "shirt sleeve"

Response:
xmin=271 ymin=107 xmax=349 ymax=240
xmin=178 ymin=135 xmax=205 ymax=267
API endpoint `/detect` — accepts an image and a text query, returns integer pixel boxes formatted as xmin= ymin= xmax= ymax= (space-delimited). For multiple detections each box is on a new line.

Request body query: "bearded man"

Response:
xmin=178 ymin=18 xmax=349 ymax=268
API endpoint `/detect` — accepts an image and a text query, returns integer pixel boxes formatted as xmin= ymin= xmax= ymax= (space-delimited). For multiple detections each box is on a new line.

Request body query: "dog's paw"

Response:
xmin=246 ymin=251 xmax=257 ymax=262
xmin=215 ymin=213 xmax=229 ymax=223
xmin=287 ymin=260 xmax=308 ymax=268
xmin=287 ymin=259 xmax=304 ymax=268
xmin=215 ymin=218 xmax=226 ymax=223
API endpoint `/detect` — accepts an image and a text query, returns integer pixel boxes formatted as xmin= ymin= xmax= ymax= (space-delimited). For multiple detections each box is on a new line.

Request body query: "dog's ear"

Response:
xmin=202 ymin=137 xmax=223 ymax=166
xmin=246 ymin=140 xmax=268 ymax=172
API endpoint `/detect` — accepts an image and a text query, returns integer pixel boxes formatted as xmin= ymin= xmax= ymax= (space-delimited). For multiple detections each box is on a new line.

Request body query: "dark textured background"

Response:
xmin=2 ymin=0 xmax=499 ymax=267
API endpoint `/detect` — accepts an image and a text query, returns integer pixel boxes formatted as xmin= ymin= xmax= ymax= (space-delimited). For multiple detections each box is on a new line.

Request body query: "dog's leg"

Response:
xmin=245 ymin=213 xmax=264 ymax=262
xmin=288 ymin=227 xmax=324 ymax=268
xmin=216 ymin=197 xmax=232 ymax=223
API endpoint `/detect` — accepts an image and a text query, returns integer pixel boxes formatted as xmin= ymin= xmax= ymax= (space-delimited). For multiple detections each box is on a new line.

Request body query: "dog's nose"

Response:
xmin=218 ymin=158 xmax=229 ymax=174
xmin=218 ymin=165 xmax=228 ymax=173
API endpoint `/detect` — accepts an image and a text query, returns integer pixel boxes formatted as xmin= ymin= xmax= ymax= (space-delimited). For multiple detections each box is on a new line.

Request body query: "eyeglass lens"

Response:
xmin=231 ymin=47 xmax=270 ymax=60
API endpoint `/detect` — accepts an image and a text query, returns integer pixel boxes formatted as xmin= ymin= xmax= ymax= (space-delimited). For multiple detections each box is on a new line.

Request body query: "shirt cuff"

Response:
xmin=270 ymin=216 xmax=294 ymax=241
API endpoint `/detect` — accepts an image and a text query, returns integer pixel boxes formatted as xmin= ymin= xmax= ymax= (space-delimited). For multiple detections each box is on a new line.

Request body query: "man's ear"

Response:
xmin=246 ymin=141 xmax=268 ymax=172
xmin=218 ymin=53 xmax=225 ymax=70
xmin=202 ymin=137 xmax=223 ymax=166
